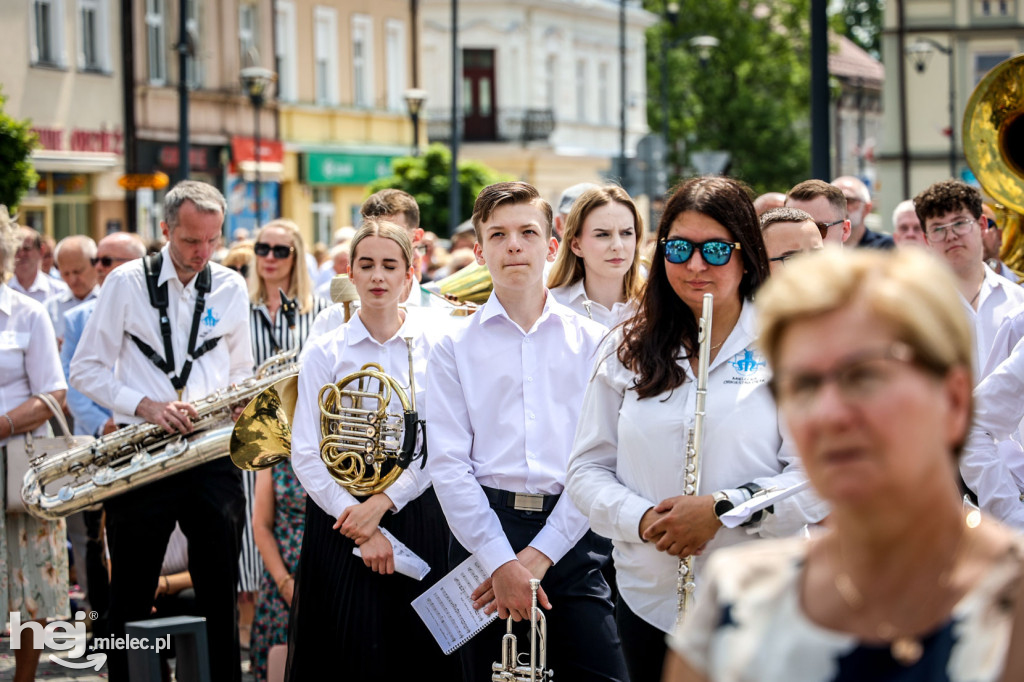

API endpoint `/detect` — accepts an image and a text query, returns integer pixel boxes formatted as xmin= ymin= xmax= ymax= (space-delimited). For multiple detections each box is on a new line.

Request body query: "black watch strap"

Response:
xmin=738 ymin=482 xmax=772 ymax=525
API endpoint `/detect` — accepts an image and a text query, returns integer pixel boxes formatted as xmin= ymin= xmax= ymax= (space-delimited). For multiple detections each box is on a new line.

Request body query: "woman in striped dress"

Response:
xmin=241 ymin=218 xmax=327 ymax=658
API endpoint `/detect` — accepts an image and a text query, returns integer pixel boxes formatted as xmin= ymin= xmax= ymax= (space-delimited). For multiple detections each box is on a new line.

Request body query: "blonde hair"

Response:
xmin=250 ymin=219 xmax=315 ymax=314
xmin=223 ymin=242 xmax=254 ymax=278
xmin=757 ymin=247 xmax=973 ymax=454
xmin=547 ymin=185 xmax=644 ymax=302
xmin=349 ymin=219 xmax=414 ymax=270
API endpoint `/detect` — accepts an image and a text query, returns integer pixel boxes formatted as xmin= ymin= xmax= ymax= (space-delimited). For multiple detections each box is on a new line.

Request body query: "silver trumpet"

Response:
xmin=491 ymin=578 xmax=552 ymax=682
xmin=676 ymin=292 xmax=713 ymax=624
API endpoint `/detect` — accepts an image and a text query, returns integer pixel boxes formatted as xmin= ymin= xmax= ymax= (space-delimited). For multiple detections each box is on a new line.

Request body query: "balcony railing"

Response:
xmin=427 ymin=108 xmax=556 ymax=144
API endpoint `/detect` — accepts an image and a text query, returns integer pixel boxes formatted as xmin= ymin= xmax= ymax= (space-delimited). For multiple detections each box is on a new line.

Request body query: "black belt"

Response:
xmin=482 ymin=485 xmax=560 ymax=513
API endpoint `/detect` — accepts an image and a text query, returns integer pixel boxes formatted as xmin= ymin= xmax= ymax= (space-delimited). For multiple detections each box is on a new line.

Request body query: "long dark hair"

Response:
xmin=619 ymin=176 xmax=769 ymax=399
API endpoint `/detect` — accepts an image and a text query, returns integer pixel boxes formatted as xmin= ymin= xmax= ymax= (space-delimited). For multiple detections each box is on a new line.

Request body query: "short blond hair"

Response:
xmin=757 ymin=247 xmax=973 ymax=403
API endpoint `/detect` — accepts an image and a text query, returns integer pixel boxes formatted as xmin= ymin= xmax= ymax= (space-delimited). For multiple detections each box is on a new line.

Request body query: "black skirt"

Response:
xmin=285 ymin=487 xmax=460 ymax=681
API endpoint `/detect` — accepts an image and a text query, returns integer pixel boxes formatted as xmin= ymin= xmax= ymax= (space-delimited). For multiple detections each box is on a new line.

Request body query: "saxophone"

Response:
xmin=21 ymin=348 xmax=300 ymax=521
xmin=676 ymin=292 xmax=713 ymax=623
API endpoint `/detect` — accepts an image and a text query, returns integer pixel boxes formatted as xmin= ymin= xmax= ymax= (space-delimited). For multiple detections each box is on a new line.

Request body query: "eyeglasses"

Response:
xmin=925 ymin=218 xmax=976 ymax=242
xmin=227 ymin=263 xmax=249 ymax=278
xmin=90 ymin=256 xmax=133 ymax=267
xmin=814 ymin=219 xmax=844 ymax=239
xmin=254 ymin=242 xmax=295 ymax=259
xmin=770 ymin=343 xmax=919 ymax=410
xmin=661 ymin=238 xmax=742 ymax=266
xmin=985 ymin=217 xmax=999 ymax=231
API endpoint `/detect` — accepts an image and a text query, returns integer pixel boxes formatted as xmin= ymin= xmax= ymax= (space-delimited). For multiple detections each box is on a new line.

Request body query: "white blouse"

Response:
xmin=291 ymin=310 xmax=440 ymax=520
xmin=566 ymin=301 xmax=828 ymax=633
xmin=550 ymin=279 xmax=635 ymax=328
xmin=0 ymin=284 xmax=67 ymax=446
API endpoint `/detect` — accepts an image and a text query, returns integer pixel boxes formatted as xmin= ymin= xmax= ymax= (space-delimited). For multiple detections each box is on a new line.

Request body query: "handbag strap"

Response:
xmin=35 ymin=393 xmax=72 ymax=439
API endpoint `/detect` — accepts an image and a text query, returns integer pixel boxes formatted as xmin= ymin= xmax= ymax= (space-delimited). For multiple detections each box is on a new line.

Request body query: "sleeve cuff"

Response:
xmin=383 ymin=474 xmax=419 ymax=512
xmin=114 ymin=387 xmax=147 ymax=418
xmin=621 ymin=494 xmax=657 ymax=542
xmin=529 ymin=526 xmax=573 ymax=565
xmin=477 ymin=536 xmax=518 ymax=576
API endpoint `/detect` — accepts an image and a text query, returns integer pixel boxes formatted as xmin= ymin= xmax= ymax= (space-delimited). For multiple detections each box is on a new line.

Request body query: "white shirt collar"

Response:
xmin=478 ymin=288 xmax=562 ymax=333
xmin=156 ymin=245 xmax=204 ymax=290
xmin=0 ymin=283 xmax=11 ymax=315
xmin=347 ymin=309 xmax=417 ymax=347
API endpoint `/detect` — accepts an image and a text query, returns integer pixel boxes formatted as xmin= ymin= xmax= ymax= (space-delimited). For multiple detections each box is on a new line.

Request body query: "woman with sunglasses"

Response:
xmin=547 ymin=185 xmax=645 ymax=327
xmin=244 ymin=219 xmax=327 ymax=679
xmin=566 ymin=176 xmax=827 ymax=682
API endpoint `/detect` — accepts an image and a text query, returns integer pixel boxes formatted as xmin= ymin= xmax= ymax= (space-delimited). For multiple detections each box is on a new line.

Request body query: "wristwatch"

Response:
xmin=738 ymin=482 xmax=771 ymax=525
xmin=711 ymin=491 xmax=734 ymax=519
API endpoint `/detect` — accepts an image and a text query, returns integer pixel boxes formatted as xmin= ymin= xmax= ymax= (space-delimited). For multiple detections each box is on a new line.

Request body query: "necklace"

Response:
xmin=830 ymin=517 xmax=973 ymax=666
xmin=969 ymin=282 xmax=983 ymax=308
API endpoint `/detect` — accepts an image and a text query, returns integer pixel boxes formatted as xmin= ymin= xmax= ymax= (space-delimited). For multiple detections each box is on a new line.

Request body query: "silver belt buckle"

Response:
xmin=513 ymin=493 xmax=545 ymax=512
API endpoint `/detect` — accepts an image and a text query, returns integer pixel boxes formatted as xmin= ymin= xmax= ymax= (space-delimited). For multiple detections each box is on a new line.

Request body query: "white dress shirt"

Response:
xmin=307 ymin=302 xmax=461 ymax=350
xmin=566 ymin=302 xmax=828 ymax=633
xmin=0 ymin=284 xmax=67 ymax=446
xmin=291 ymin=310 xmax=438 ymax=520
xmin=69 ymin=246 xmax=253 ymax=423
xmin=550 ymin=279 xmax=635 ymax=328
xmin=9 ymin=270 xmax=68 ymax=305
xmin=426 ymin=291 xmax=607 ymax=577
xmin=965 ymin=266 xmax=1024 ymax=375
xmin=45 ymin=285 xmax=99 ymax=342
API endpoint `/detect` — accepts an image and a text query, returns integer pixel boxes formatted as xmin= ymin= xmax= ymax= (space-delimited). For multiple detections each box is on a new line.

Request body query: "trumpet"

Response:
xmin=676 ymin=292 xmax=713 ymax=623
xmin=491 ymin=578 xmax=552 ymax=682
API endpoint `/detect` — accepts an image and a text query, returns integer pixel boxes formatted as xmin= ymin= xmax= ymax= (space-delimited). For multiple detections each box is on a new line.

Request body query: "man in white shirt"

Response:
xmin=427 ymin=181 xmax=628 ymax=681
xmin=70 ymin=181 xmax=252 ymax=682
xmin=45 ymin=235 xmax=99 ymax=345
xmin=10 ymin=226 xmax=69 ymax=304
xmin=916 ymin=179 xmax=1024 ymax=374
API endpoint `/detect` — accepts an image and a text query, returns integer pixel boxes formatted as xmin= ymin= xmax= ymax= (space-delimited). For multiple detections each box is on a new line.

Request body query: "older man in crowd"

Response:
xmin=831 ymin=176 xmax=894 ymax=249
xmin=46 ymin=236 xmax=99 ymax=345
xmin=10 ymin=227 xmax=69 ymax=303
xmin=892 ymin=199 xmax=926 ymax=247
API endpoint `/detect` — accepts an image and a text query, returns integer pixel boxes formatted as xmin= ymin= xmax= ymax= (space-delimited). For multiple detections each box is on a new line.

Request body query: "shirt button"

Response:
xmin=524 ymin=337 xmax=532 ymax=344
xmin=528 ymin=412 xmax=536 ymax=420
xmin=527 ymin=376 xmax=533 ymax=382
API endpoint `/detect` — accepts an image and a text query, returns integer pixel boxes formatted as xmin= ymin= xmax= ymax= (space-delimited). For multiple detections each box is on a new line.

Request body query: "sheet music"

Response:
xmin=412 ymin=554 xmax=498 ymax=654
xmin=720 ymin=480 xmax=811 ymax=528
xmin=351 ymin=527 xmax=431 ymax=580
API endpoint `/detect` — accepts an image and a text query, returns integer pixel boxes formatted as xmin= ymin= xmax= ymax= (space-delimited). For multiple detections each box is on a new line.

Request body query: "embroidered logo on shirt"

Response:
xmin=202 ymin=307 xmax=219 ymax=327
xmin=724 ymin=349 xmax=768 ymax=385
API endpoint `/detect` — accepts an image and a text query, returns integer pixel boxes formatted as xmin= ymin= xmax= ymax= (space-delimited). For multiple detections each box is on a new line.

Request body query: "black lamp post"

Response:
xmin=240 ymin=66 xmax=277 ymax=228
xmin=659 ymin=3 xmax=717 ymax=181
xmin=906 ymin=37 xmax=956 ymax=178
xmin=404 ymin=88 xmax=428 ymax=156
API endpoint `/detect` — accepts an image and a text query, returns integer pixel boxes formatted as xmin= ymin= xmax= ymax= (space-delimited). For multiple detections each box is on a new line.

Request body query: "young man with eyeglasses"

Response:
xmin=758 ymin=207 xmax=824 ymax=274
xmin=783 ymin=179 xmax=852 ymax=246
xmin=915 ymin=179 xmax=1024 ymax=375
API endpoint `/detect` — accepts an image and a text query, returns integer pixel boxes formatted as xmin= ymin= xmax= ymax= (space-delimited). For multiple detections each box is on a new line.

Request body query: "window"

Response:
xmin=275 ymin=1 xmax=297 ymax=102
xmin=239 ymin=3 xmax=258 ymax=66
xmin=352 ymin=15 xmax=374 ymax=108
xmin=314 ymin=6 xmax=339 ymax=105
xmin=145 ymin=0 xmax=166 ymax=84
xmin=312 ymin=187 xmax=335 ymax=246
xmin=598 ymin=62 xmax=610 ymax=124
xmin=977 ymin=0 xmax=1012 ymax=15
xmin=385 ymin=20 xmax=406 ymax=112
xmin=576 ymin=60 xmax=587 ymax=122
xmin=545 ymin=55 xmax=557 ymax=112
xmin=185 ymin=0 xmax=201 ymax=87
xmin=974 ymin=52 xmax=1013 ymax=84
xmin=31 ymin=0 xmax=65 ymax=67
xmin=79 ymin=0 xmax=109 ymax=71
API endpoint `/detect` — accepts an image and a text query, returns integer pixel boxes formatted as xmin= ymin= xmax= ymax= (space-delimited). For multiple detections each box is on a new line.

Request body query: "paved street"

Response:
xmin=0 ymin=636 xmax=255 ymax=681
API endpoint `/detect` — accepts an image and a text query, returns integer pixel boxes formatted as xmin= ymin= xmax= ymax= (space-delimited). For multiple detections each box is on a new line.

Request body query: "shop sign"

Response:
xmin=31 ymin=126 xmax=124 ymax=155
xmin=118 ymin=172 xmax=170 ymax=191
xmin=231 ymin=137 xmax=284 ymax=164
xmin=304 ymin=152 xmax=394 ymax=186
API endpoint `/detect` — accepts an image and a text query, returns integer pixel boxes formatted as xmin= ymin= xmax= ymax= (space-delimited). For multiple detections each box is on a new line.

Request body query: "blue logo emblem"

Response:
xmin=729 ymin=349 xmax=766 ymax=376
xmin=202 ymin=307 xmax=219 ymax=327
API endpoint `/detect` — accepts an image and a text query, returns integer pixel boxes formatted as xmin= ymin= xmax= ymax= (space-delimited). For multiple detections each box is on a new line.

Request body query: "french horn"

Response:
xmin=963 ymin=53 xmax=1024 ymax=273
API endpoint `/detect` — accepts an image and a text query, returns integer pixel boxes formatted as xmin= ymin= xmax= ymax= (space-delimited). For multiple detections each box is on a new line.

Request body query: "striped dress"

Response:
xmin=238 ymin=295 xmax=329 ymax=592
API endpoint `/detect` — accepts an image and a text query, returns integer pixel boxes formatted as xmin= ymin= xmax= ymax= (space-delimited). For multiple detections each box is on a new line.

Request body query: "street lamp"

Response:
xmin=659 ymin=2 xmax=717 ymax=182
xmin=404 ymin=88 xmax=429 ymax=157
xmin=240 ymin=66 xmax=277 ymax=228
xmin=906 ymin=37 xmax=956 ymax=178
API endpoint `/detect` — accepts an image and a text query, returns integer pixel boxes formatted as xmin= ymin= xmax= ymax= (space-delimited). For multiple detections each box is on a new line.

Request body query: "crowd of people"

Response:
xmin=0 ymin=168 xmax=1023 ymax=682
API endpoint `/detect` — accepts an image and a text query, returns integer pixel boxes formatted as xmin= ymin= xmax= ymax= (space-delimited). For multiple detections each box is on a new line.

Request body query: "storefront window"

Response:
xmin=31 ymin=173 xmax=92 ymax=240
xmin=312 ymin=187 xmax=334 ymax=245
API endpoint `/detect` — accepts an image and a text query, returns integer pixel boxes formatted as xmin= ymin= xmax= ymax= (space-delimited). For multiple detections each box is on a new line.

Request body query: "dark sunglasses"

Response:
xmin=90 ymin=256 xmax=132 ymax=267
xmin=661 ymin=238 xmax=742 ymax=266
xmin=254 ymin=242 xmax=295 ymax=259
xmin=228 ymin=263 xmax=249 ymax=278
xmin=814 ymin=219 xmax=844 ymax=239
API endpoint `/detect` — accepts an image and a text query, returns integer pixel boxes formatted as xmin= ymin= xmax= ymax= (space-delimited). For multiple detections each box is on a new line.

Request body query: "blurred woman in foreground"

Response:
xmin=665 ymin=247 xmax=1024 ymax=681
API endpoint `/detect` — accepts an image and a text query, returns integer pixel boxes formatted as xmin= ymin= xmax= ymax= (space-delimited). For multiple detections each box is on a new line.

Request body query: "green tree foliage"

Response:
xmin=0 ymin=89 xmax=38 ymax=210
xmin=829 ymin=0 xmax=884 ymax=59
xmin=366 ymin=144 xmax=512 ymax=235
xmin=645 ymin=0 xmax=812 ymax=195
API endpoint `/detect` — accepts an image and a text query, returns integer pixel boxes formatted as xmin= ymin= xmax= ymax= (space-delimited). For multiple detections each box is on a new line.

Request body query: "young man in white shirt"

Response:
xmin=70 ymin=181 xmax=252 ymax=682
xmin=10 ymin=226 xmax=69 ymax=304
xmin=427 ymin=181 xmax=628 ymax=681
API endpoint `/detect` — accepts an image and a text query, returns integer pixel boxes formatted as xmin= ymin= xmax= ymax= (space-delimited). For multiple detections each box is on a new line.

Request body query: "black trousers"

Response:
xmin=616 ymin=594 xmax=668 ymax=682
xmin=450 ymin=500 xmax=629 ymax=682
xmin=103 ymin=458 xmax=245 ymax=682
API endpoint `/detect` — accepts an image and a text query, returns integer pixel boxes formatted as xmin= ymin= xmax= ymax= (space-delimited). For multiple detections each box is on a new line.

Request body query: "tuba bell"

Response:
xmin=963 ymin=53 xmax=1024 ymax=273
